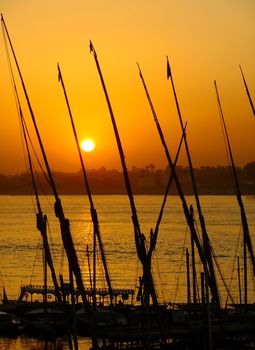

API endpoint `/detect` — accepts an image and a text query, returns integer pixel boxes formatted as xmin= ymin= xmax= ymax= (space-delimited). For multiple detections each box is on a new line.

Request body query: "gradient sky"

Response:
xmin=0 ymin=1 xmax=254 ymax=175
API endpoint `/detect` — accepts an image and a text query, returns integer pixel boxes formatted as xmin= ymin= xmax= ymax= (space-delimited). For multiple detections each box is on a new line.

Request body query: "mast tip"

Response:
xmin=166 ymin=56 xmax=172 ymax=79
xmin=89 ymin=40 xmax=94 ymax=52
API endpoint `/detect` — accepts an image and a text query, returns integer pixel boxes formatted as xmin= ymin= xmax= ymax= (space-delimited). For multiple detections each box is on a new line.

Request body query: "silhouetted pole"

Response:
xmin=21 ymin=116 xmax=61 ymax=301
xmin=3 ymin=33 xmax=62 ymax=302
xmin=1 ymin=14 xmax=92 ymax=315
xmin=237 ymin=257 xmax=242 ymax=305
xmin=239 ymin=65 xmax=255 ymax=118
xmin=151 ymin=124 xmax=187 ymax=257
xmin=166 ymin=57 xmax=215 ymax=350
xmin=186 ymin=249 xmax=191 ymax=304
xmin=166 ymin=57 xmax=220 ymax=311
xmin=214 ymin=80 xmax=255 ymax=308
xmin=190 ymin=205 xmax=197 ymax=304
xmin=90 ymin=42 xmax=161 ymax=349
xmin=137 ymin=62 xmax=214 ymax=307
xmin=57 ymin=63 xmax=113 ymax=305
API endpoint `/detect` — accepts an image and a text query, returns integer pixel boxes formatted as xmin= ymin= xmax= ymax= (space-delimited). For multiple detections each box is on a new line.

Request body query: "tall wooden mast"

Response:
xmin=2 ymin=25 xmax=62 ymax=302
xmin=239 ymin=65 xmax=255 ymax=118
xmin=166 ymin=57 xmax=220 ymax=309
xmin=21 ymin=114 xmax=62 ymax=303
xmin=57 ymin=63 xmax=113 ymax=304
xmin=137 ymin=63 xmax=215 ymax=305
xmin=1 ymin=14 xmax=91 ymax=313
xmin=214 ymin=80 xmax=255 ymax=307
xmin=90 ymin=41 xmax=158 ymax=308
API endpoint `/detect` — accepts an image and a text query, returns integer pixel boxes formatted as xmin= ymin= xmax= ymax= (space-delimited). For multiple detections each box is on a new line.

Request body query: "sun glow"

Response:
xmin=81 ymin=139 xmax=95 ymax=152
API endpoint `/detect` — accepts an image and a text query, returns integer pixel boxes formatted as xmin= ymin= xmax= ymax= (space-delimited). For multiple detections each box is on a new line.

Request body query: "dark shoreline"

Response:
xmin=1 ymin=163 xmax=255 ymax=196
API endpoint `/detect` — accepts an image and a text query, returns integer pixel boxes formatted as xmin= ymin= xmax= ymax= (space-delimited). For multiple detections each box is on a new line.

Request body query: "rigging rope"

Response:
xmin=81 ymin=222 xmax=92 ymax=270
xmin=218 ymin=105 xmax=236 ymax=194
xmin=2 ymin=26 xmax=50 ymax=187
xmin=84 ymin=223 xmax=93 ymax=289
xmin=225 ymin=226 xmax=241 ymax=306
xmin=173 ymin=226 xmax=188 ymax=304
xmin=2 ymin=21 xmax=53 ymax=215
xmin=45 ymin=216 xmax=59 ymax=274
xmin=29 ymin=237 xmax=43 ymax=285
xmin=2 ymin=24 xmax=36 ymax=204
xmin=210 ymin=243 xmax=234 ymax=305
xmin=192 ymin=203 xmax=234 ymax=305
xmin=22 ymin=118 xmax=50 ymax=188
xmin=193 ymin=210 xmax=202 ymax=302
xmin=153 ymin=247 xmax=166 ymax=303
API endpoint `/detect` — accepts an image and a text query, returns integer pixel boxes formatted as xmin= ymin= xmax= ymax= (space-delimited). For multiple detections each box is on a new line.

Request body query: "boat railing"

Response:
xmin=19 ymin=284 xmax=134 ymax=298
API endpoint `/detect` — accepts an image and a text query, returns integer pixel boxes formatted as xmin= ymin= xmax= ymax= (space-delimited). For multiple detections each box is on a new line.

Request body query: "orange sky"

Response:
xmin=0 ymin=1 xmax=254 ymax=175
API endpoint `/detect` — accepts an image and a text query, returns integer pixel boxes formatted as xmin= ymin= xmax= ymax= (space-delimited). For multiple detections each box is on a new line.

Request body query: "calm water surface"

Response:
xmin=0 ymin=194 xmax=255 ymax=349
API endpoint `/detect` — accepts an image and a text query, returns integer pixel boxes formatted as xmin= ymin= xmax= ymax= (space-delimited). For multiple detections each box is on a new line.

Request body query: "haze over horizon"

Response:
xmin=0 ymin=1 xmax=254 ymax=175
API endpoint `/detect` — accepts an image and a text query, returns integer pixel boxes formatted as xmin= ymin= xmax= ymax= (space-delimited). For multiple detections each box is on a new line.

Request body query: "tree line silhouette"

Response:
xmin=1 ymin=162 xmax=255 ymax=195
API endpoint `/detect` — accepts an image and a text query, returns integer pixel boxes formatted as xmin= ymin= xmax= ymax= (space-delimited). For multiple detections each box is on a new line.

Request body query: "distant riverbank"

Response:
xmin=1 ymin=163 xmax=255 ymax=195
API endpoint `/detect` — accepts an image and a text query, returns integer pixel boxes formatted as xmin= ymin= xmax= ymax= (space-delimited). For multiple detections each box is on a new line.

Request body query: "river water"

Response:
xmin=0 ymin=194 xmax=255 ymax=349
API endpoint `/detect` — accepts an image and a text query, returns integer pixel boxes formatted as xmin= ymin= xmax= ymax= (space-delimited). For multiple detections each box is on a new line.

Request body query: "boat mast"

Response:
xmin=21 ymin=115 xmax=61 ymax=303
xmin=2 ymin=30 xmax=62 ymax=302
xmin=137 ymin=63 xmax=210 ymax=304
xmin=214 ymin=80 xmax=255 ymax=307
xmin=151 ymin=122 xmax=186 ymax=255
xmin=189 ymin=205 xmax=197 ymax=304
xmin=166 ymin=57 xmax=220 ymax=309
xmin=1 ymin=14 xmax=91 ymax=313
xmin=90 ymin=41 xmax=158 ymax=307
xmin=239 ymin=65 xmax=255 ymax=118
xmin=57 ymin=64 xmax=113 ymax=305
xmin=137 ymin=63 xmax=189 ymax=286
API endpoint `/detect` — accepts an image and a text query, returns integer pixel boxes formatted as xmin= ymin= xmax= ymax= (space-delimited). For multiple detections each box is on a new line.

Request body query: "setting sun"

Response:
xmin=81 ymin=139 xmax=95 ymax=152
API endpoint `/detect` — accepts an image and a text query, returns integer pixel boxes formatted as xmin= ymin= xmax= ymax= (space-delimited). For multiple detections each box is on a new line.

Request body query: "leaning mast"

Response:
xmin=214 ymin=80 xmax=255 ymax=307
xmin=137 ymin=63 xmax=209 ymax=304
xmin=57 ymin=63 xmax=113 ymax=304
xmin=239 ymin=65 xmax=255 ymax=118
xmin=2 ymin=26 xmax=62 ymax=303
xmin=90 ymin=41 xmax=158 ymax=307
xmin=21 ymin=112 xmax=62 ymax=303
xmin=166 ymin=57 xmax=220 ymax=309
xmin=1 ymin=14 xmax=91 ymax=313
